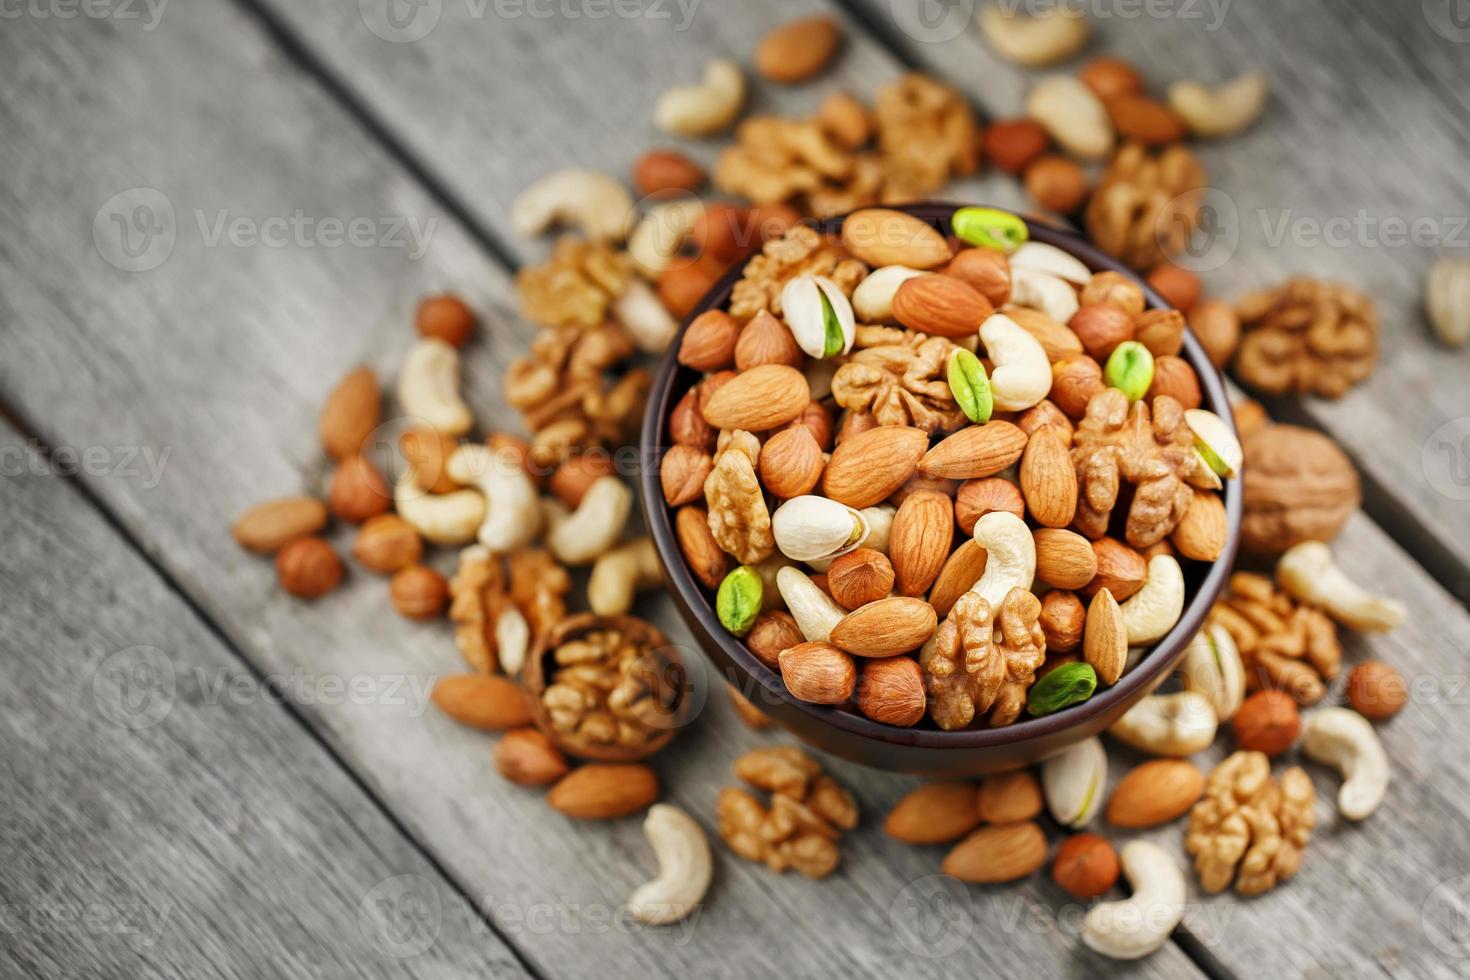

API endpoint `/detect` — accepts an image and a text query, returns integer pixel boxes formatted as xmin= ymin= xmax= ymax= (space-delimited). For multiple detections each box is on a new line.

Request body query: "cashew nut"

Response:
xmin=445 ymin=443 xmax=542 ymax=553
xmin=1041 ymin=736 xmax=1106 ymax=828
xmin=860 ymin=505 xmax=896 ymax=557
xmin=1167 ymin=73 xmax=1268 ymax=139
xmin=777 ymin=565 xmax=845 ymax=643
xmin=509 ymin=169 xmax=634 ymax=241
xmin=1083 ymin=841 xmax=1186 ymax=960
xmin=1302 ymin=706 xmax=1389 ymax=820
xmin=969 ymin=511 xmax=1037 ymax=611
xmin=1119 ymin=555 xmax=1185 ymax=646
xmin=978 ymin=5 xmax=1089 ymax=67
xmin=398 ymin=339 xmax=473 ymax=436
xmin=611 ymin=278 xmax=678 ymax=353
xmin=805 ymin=358 xmax=839 ymax=401
xmin=1009 ymin=267 xmax=1079 ymax=325
xmin=1426 ymin=257 xmax=1470 ymax=348
xmin=1009 ymin=242 xmax=1092 ymax=286
xmin=852 ymin=266 xmax=927 ymax=323
xmin=1025 ymin=75 xmax=1115 ymax=161
xmin=495 ymin=604 xmax=531 ymax=677
xmin=1178 ymin=623 xmax=1245 ymax=721
xmin=628 ymin=197 xmax=704 ymax=279
xmin=627 ymin=804 xmax=712 ymax=926
xmin=980 ymin=313 xmax=1052 ymax=411
xmin=589 ymin=538 xmax=663 ymax=616
xmin=1276 ymin=541 xmax=1406 ymax=632
xmin=544 ymin=475 xmax=633 ymax=565
xmin=393 ymin=473 xmax=485 ymax=546
xmin=1108 ymin=691 xmax=1217 ymax=757
xmin=654 ymin=58 xmax=745 ymax=137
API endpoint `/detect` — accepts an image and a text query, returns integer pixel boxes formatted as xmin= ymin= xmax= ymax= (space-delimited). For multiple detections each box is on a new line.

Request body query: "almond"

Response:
xmin=856 ymin=656 xmax=927 ymax=727
xmin=548 ymin=764 xmax=659 ymax=819
xmin=1105 ymin=95 xmax=1186 ymax=145
xmin=735 ymin=310 xmax=804 ymax=370
xmin=1171 ymin=488 xmax=1227 ymax=561
xmin=941 ymin=822 xmax=1047 ymax=883
xmin=829 ymin=597 xmax=938 ymax=657
xmin=787 ymin=399 xmax=835 ymax=451
xmin=826 ymin=548 xmax=895 ymax=610
xmin=891 ymin=276 xmax=994 ymax=338
xmin=977 ymin=770 xmax=1044 ymax=824
xmin=319 ymin=366 xmax=380 ymax=461
xmin=1016 ymin=399 xmax=1075 ymax=445
xmin=1084 ymin=537 xmax=1147 ymax=600
xmin=929 ymin=540 xmax=989 ymax=619
xmin=984 ymin=118 xmax=1049 ymax=174
xmin=919 ymin=421 xmax=1028 ymax=480
xmin=679 ymin=309 xmax=739 ymax=371
xmin=754 ymin=15 xmax=841 ymax=84
xmin=232 ymin=496 xmax=328 ymax=554
xmin=1018 ymin=424 xmax=1077 ymax=528
xmin=1080 ymin=56 xmax=1144 ymax=100
xmin=431 ymin=674 xmax=533 ymax=731
xmin=632 ymin=149 xmax=705 ymax=195
xmin=1006 ymin=307 xmax=1084 ymax=362
xmin=758 ymin=426 xmax=824 ymax=499
xmin=821 ymin=425 xmax=928 ymax=508
xmin=955 ymin=477 xmax=1025 ymax=535
xmin=494 ymin=727 xmax=570 ymax=786
xmin=701 ymin=364 xmax=810 ymax=431
xmin=889 ymin=490 xmax=953 ymax=596
xmin=885 ymin=782 xmax=982 ymax=844
xmin=329 ymin=455 xmax=392 ymax=524
xmin=1084 ymin=588 xmax=1128 ymax=685
xmin=675 ymin=505 xmax=729 ymax=590
xmin=943 ymin=248 xmax=1012 ymax=306
xmin=1034 ymin=528 xmax=1098 ymax=590
xmin=661 ymin=445 xmax=714 ymax=508
xmin=779 ymin=642 xmax=857 ymax=704
xmin=1051 ymin=833 xmax=1120 ymax=899
xmin=276 ymin=537 xmax=343 ymax=599
xmin=841 ymin=208 xmax=952 ymax=269
xmin=1106 ymin=759 xmax=1204 ymax=828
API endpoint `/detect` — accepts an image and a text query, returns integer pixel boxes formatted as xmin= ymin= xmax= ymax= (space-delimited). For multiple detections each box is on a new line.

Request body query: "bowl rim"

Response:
xmin=638 ymin=202 xmax=1243 ymax=751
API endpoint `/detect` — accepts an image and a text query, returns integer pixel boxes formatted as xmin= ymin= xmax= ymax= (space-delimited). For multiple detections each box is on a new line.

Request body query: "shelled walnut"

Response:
xmin=515 ymin=235 xmax=632 ymax=329
xmin=1208 ymin=572 xmax=1340 ymax=705
xmin=717 ymin=746 xmax=858 ymax=879
xmin=1234 ymin=278 xmax=1379 ymax=398
xmin=922 ymin=588 xmax=1046 ymax=730
xmin=830 ymin=328 xmax=967 ymax=434
xmin=1185 ymin=750 xmax=1315 ymax=896
xmin=728 ymin=224 xmax=866 ymax=321
xmin=1084 ymin=142 xmax=1206 ymax=270
xmin=450 ymin=547 xmax=572 ymax=677
xmin=523 ymin=613 xmax=687 ymax=761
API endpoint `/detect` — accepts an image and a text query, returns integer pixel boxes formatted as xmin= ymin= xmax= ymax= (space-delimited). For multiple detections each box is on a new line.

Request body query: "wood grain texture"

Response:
xmin=0 ymin=418 xmax=527 ymax=980
xmin=0 ymin=3 xmax=1198 ymax=977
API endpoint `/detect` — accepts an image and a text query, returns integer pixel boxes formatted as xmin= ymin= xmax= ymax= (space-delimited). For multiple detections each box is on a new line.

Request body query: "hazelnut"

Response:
xmin=548 ymin=453 xmax=616 ymax=509
xmin=415 ymin=294 xmax=476 ymax=347
xmin=787 ymin=400 xmax=835 ymax=451
xmin=1051 ymin=833 xmax=1120 ymax=899
xmin=758 ymin=426 xmax=825 ymax=500
xmin=1083 ymin=538 xmax=1147 ymax=601
xmin=276 ymin=537 xmax=343 ymax=599
xmin=1134 ymin=309 xmax=1185 ymax=358
xmin=746 ymin=611 xmax=804 ymax=670
xmin=1188 ymin=299 xmax=1242 ymax=369
xmin=1079 ymin=56 xmax=1144 ymax=101
xmin=855 ymin=657 xmax=926 ymax=727
xmin=660 ymin=444 xmax=714 ymax=508
xmin=1079 ymin=271 xmax=1146 ymax=316
xmin=631 ymin=149 xmax=705 ymax=195
xmin=955 ymin=477 xmax=1025 ymax=536
xmin=1024 ymin=155 xmax=1089 ymax=214
xmin=390 ymin=564 xmax=449 ymax=621
xmin=944 ymin=248 xmax=1012 ymax=307
xmin=1147 ymin=356 xmax=1202 ymax=409
xmin=983 ymin=119 xmax=1049 ymax=174
xmin=678 ymin=309 xmax=740 ymax=372
xmin=328 ymin=455 xmax=391 ymax=524
xmin=1146 ymin=264 xmax=1202 ymax=311
xmin=1039 ymin=590 xmax=1085 ymax=652
xmin=1070 ymin=303 xmax=1135 ymax=361
xmin=1233 ymin=690 xmax=1301 ymax=755
xmin=352 ymin=514 xmax=423 ymax=574
xmin=658 ymin=257 xmax=723 ymax=319
xmin=827 ymin=548 xmax=896 ymax=610
xmin=835 ymin=410 xmax=877 ymax=446
xmin=1050 ymin=357 xmax=1106 ymax=419
xmin=691 ymin=203 xmax=757 ymax=265
xmin=1346 ymin=661 xmax=1408 ymax=720
xmin=1016 ymin=400 xmax=1074 ymax=446
xmin=400 ymin=426 xmax=459 ymax=495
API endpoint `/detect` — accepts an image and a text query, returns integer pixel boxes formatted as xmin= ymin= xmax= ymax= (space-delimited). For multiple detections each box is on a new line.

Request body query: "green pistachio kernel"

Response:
xmin=946 ymin=348 xmax=993 ymax=424
xmin=716 ymin=566 xmax=763 ymax=637
xmin=951 ymin=207 xmax=1029 ymax=254
xmin=1104 ymin=341 xmax=1156 ymax=402
xmin=1027 ymin=662 xmax=1099 ymax=717
xmin=820 ymin=289 xmax=845 ymax=357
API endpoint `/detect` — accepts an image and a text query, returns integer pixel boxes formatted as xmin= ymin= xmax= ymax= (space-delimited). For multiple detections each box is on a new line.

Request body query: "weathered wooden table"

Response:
xmin=3 ymin=1 xmax=1468 ymax=976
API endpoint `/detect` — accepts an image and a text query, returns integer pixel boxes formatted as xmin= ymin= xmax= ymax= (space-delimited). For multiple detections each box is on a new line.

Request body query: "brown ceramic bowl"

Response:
xmin=639 ymin=203 xmax=1242 ymax=775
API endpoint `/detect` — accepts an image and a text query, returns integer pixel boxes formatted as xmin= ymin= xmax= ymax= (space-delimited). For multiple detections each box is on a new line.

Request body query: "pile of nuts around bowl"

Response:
xmin=662 ymin=204 xmax=1241 ymax=730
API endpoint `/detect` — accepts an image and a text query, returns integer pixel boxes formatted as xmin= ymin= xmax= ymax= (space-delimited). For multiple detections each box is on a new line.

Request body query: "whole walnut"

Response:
xmin=1240 ymin=424 xmax=1359 ymax=555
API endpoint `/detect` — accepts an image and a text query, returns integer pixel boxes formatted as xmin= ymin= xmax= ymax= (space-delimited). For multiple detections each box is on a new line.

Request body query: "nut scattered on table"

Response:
xmin=718 ymin=746 xmax=857 ymax=879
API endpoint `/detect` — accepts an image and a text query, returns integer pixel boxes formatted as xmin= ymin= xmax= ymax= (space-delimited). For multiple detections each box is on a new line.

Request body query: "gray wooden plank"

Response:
xmin=0 ymin=3 xmax=1200 ymax=978
xmin=0 ymin=419 xmax=527 ymax=979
